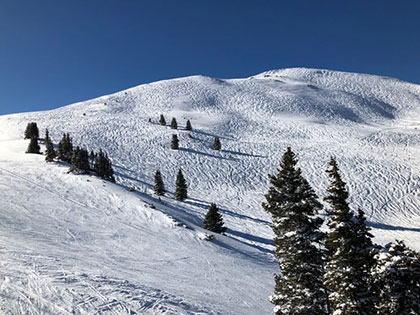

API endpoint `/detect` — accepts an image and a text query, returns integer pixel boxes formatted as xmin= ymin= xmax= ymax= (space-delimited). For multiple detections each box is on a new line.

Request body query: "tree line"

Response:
xmin=263 ymin=147 xmax=420 ymax=314
xmin=24 ymin=122 xmax=115 ymax=182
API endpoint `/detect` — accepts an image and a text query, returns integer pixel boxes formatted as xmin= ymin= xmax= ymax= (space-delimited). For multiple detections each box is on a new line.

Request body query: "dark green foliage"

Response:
xmin=26 ymin=136 xmax=41 ymax=154
xmin=45 ymin=136 xmax=56 ymax=162
xmin=372 ymin=240 xmax=420 ymax=315
xmin=323 ymin=158 xmax=376 ymax=315
xmin=186 ymin=120 xmax=192 ymax=131
xmin=203 ymin=203 xmax=226 ymax=233
xmin=154 ymin=170 xmax=165 ymax=196
xmin=44 ymin=129 xmax=50 ymax=144
xmin=170 ymin=117 xmax=178 ymax=129
xmin=94 ymin=149 xmax=115 ymax=182
xmin=89 ymin=150 xmax=96 ymax=170
xmin=171 ymin=134 xmax=179 ymax=150
xmin=212 ymin=136 xmax=221 ymax=150
xmin=175 ymin=169 xmax=187 ymax=201
xmin=159 ymin=114 xmax=166 ymax=125
xmin=58 ymin=133 xmax=73 ymax=162
xmin=262 ymin=147 xmax=327 ymax=314
xmin=24 ymin=122 xmax=39 ymax=139
xmin=70 ymin=147 xmax=90 ymax=174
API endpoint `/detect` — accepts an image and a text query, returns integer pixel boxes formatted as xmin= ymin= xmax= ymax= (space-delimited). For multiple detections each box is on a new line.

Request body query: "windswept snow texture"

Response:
xmin=1 ymin=67 xmax=420 ymax=314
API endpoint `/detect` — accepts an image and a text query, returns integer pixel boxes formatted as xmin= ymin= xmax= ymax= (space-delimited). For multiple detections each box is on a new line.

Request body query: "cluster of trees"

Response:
xmin=263 ymin=147 xmax=420 ymax=314
xmin=153 ymin=168 xmax=226 ymax=233
xmin=158 ymin=115 xmax=221 ymax=151
xmin=24 ymin=123 xmax=115 ymax=182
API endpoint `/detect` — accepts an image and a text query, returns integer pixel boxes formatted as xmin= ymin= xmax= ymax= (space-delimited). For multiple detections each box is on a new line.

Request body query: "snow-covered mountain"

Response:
xmin=1 ymin=67 xmax=420 ymax=314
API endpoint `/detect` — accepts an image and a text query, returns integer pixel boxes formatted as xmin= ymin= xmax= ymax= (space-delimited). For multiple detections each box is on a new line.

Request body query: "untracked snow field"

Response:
xmin=0 ymin=68 xmax=420 ymax=314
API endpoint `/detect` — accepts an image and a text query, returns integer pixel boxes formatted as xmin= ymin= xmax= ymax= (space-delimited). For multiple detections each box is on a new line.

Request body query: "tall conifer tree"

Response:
xmin=212 ymin=136 xmax=221 ymax=150
xmin=175 ymin=169 xmax=187 ymax=201
xmin=45 ymin=136 xmax=56 ymax=162
xmin=154 ymin=170 xmax=165 ymax=196
xmin=323 ymin=158 xmax=376 ymax=315
xmin=159 ymin=114 xmax=166 ymax=125
xmin=262 ymin=147 xmax=327 ymax=314
xmin=26 ymin=136 xmax=41 ymax=154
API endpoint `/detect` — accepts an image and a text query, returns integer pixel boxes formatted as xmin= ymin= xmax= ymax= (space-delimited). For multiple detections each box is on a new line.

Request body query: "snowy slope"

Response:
xmin=1 ymin=67 xmax=420 ymax=313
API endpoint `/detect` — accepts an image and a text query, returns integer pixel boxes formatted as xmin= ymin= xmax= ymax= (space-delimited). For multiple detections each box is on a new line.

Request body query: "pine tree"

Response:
xmin=186 ymin=119 xmax=192 ymax=131
xmin=171 ymin=134 xmax=179 ymax=150
xmin=212 ymin=136 xmax=221 ymax=150
xmin=45 ymin=136 xmax=56 ymax=162
xmin=203 ymin=203 xmax=227 ymax=233
xmin=154 ymin=170 xmax=165 ymax=196
xmin=175 ymin=169 xmax=187 ymax=201
xmin=58 ymin=133 xmax=73 ymax=162
xmin=26 ymin=136 xmax=41 ymax=154
xmin=170 ymin=117 xmax=178 ymax=129
xmin=262 ymin=147 xmax=327 ymax=315
xmin=323 ymin=158 xmax=376 ymax=315
xmin=24 ymin=122 xmax=39 ymax=139
xmin=159 ymin=114 xmax=166 ymax=125
xmin=45 ymin=129 xmax=50 ymax=144
xmin=94 ymin=150 xmax=115 ymax=182
xmin=372 ymin=240 xmax=420 ymax=315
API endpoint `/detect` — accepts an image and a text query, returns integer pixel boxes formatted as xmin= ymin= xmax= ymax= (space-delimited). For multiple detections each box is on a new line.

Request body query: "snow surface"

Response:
xmin=1 ymin=67 xmax=420 ymax=314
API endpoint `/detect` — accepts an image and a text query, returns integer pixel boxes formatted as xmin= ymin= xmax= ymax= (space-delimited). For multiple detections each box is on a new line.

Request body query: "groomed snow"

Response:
xmin=0 ymin=67 xmax=420 ymax=313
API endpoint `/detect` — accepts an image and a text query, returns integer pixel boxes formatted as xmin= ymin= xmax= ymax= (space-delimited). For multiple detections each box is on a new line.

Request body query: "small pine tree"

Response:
xmin=45 ymin=129 xmax=50 ymax=144
xmin=26 ymin=136 xmax=41 ymax=154
xmin=175 ymin=169 xmax=187 ymax=201
xmin=212 ymin=136 xmax=221 ymax=150
xmin=186 ymin=120 xmax=192 ymax=131
xmin=171 ymin=134 xmax=179 ymax=150
xmin=24 ymin=122 xmax=39 ymax=139
xmin=45 ymin=136 xmax=56 ymax=162
xmin=159 ymin=114 xmax=166 ymax=125
xmin=323 ymin=158 xmax=376 ymax=315
xmin=372 ymin=240 xmax=420 ymax=315
xmin=262 ymin=147 xmax=327 ymax=314
xmin=203 ymin=203 xmax=227 ymax=233
xmin=170 ymin=117 xmax=178 ymax=129
xmin=154 ymin=170 xmax=165 ymax=196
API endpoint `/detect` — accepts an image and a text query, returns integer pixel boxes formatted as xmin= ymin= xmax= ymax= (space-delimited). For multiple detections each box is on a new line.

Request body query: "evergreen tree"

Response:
xmin=24 ymin=122 xmax=39 ymax=139
xmin=70 ymin=147 xmax=90 ymax=173
xmin=45 ymin=129 xmax=50 ymax=144
xmin=186 ymin=119 xmax=192 ymax=131
xmin=26 ymin=136 xmax=41 ymax=154
xmin=171 ymin=134 xmax=179 ymax=150
xmin=203 ymin=203 xmax=227 ymax=233
xmin=94 ymin=150 xmax=115 ymax=182
xmin=262 ymin=147 xmax=327 ymax=315
xmin=212 ymin=136 xmax=221 ymax=150
xmin=159 ymin=114 xmax=166 ymax=126
xmin=58 ymin=133 xmax=73 ymax=162
xmin=170 ymin=117 xmax=178 ymax=129
xmin=45 ymin=136 xmax=56 ymax=162
xmin=372 ymin=240 xmax=420 ymax=315
xmin=175 ymin=169 xmax=187 ymax=201
xmin=323 ymin=158 xmax=376 ymax=315
xmin=154 ymin=170 xmax=165 ymax=196
xmin=89 ymin=150 xmax=96 ymax=170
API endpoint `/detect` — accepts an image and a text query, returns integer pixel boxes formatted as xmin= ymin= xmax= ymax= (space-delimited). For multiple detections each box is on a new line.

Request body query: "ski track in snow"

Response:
xmin=0 ymin=68 xmax=420 ymax=313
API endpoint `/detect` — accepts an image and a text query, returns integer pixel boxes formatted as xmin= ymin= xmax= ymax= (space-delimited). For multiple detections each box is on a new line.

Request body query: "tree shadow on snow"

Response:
xmin=368 ymin=221 xmax=420 ymax=233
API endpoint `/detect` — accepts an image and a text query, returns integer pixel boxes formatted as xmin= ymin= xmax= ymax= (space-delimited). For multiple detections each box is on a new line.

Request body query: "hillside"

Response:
xmin=1 ymin=68 xmax=420 ymax=313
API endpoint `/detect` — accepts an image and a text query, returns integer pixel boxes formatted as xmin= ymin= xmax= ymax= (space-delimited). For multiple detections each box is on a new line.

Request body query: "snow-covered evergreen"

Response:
xmin=263 ymin=147 xmax=327 ymax=314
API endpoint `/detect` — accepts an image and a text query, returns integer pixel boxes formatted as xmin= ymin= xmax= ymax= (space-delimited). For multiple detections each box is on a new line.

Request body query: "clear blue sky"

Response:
xmin=0 ymin=0 xmax=419 ymax=115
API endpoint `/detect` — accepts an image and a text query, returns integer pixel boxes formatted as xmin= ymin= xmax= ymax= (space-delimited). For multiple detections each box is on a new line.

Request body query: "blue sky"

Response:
xmin=0 ymin=0 xmax=419 ymax=115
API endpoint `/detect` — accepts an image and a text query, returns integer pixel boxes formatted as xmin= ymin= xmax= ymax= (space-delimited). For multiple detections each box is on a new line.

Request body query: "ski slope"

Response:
xmin=1 ymin=67 xmax=420 ymax=314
